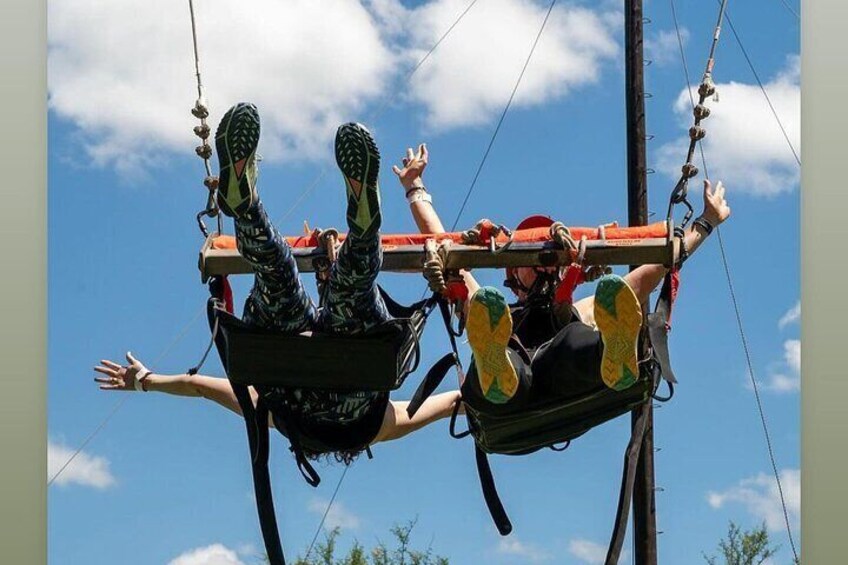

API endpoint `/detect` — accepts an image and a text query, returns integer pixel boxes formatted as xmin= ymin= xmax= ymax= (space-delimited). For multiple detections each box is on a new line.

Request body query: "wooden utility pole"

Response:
xmin=624 ymin=0 xmax=658 ymax=563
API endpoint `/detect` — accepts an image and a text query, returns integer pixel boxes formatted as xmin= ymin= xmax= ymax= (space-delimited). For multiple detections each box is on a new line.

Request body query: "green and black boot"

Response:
xmin=215 ymin=102 xmax=261 ymax=218
xmin=334 ymin=122 xmax=381 ymax=239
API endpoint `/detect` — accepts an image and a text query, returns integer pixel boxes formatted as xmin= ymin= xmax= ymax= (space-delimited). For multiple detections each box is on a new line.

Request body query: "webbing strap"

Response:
xmin=276 ymin=403 xmax=321 ymax=487
xmin=406 ymin=297 xmax=464 ymax=418
xmin=407 ymin=352 xmax=457 ymax=418
xmin=646 ymin=271 xmax=678 ymax=384
xmin=207 ymin=275 xmax=286 ymax=565
xmin=475 ymin=445 xmax=513 ymax=536
xmin=604 ymin=401 xmax=650 ymax=565
xmin=232 ymin=384 xmax=286 ymax=565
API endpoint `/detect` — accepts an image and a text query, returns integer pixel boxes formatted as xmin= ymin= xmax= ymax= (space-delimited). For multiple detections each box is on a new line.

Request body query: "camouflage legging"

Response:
xmin=236 ymin=200 xmax=390 ymax=423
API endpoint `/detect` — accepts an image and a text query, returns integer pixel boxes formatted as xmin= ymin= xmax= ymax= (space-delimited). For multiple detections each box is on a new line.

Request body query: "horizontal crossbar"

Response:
xmin=199 ymin=221 xmax=677 ymax=280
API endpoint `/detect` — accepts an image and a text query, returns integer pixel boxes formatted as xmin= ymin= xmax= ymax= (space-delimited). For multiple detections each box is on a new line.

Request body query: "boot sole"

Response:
xmin=334 ymin=123 xmax=381 ymax=236
xmin=594 ymin=275 xmax=642 ymax=390
xmin=215 ymin=103 xmax=260 ymax=218
xmin=466 ymin=287 xmax=519 ymax=404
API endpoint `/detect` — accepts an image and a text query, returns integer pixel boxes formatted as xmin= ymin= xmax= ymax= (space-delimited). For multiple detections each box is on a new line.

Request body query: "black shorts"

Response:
xmin=462 ymin=320 xmax=604 ymax=415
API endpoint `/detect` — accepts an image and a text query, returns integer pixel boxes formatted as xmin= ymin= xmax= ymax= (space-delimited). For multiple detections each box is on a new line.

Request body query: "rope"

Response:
xmin=303 ymin=464 xmax=350 ymax=561
xmin=719 ymin=6 xmax=801 ymax=167
xmin=274 ymin=0 xmax=480 ymax=227
xmin=669 ymin=1 xmax=799 ymax=560
xmin=188 ymin=0 xmax=221 ymax=235
xmin=48 ymin=304 xmax=207 ymax=486
xmin=450 ymin=0 xmax=558 ymax=231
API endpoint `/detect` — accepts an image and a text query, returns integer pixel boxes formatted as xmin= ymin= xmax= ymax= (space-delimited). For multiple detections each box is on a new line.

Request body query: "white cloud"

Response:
xmin=168 ymin=544 xmax=246 ymax=565
xmin=49 ymin=0 xmax=394 ymax=177
xmin=645 ymin=28 xmax=689 ymax=67
xmin=568 ymin=538 xmax=625 ymax=564
xmin=759 ymin=339 xmax=801 ymax=393
xmin=307 ymin=497 xmax=361 ymax=531
xmin=707 ymin=469 xmax=800 ymax=532
xmin=779 ymin=301 xmax=801 ymax=329
xmin=48 ymin=440 xmax=116 ymax=489
xmin=784 ymin=339 xmax=800 ymax=374
xmin=49 ymin=0 xmax=621 ymax=180
xmin=401 ymin=0 xmax=620 ymax=130
xmin=657 ymin=55 xmax=800 ymax=197
xmin=497 ymin=536 xmax=549 ymax=562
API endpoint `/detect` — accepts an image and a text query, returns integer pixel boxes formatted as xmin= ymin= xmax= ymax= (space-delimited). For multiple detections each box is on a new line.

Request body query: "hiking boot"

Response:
xmin=334 ymin=122 xmax=381 ymax=238
xmin=215 ymin=102 xmax=261 ymax=218
xmin=593 ymin=274 xmax=643 ymax=390
xmin=466 ymin=287 xmax=519 ymax=404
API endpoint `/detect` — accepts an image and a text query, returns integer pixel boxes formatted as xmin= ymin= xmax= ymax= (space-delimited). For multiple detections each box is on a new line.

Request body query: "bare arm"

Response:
xmin=94 ymin=352 xmax=263 ymax=422
xmin=371 ymin=391 xmax=463 ymax=444
xmin=392 ymin=144 xmax=480 ymax=306
xmin=574 ymin=179 xmax=731 ymax=324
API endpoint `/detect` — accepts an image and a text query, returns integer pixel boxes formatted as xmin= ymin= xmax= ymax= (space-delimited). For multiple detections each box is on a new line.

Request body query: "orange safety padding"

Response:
xmin=210 ymin=221 xmax=669 ymax=251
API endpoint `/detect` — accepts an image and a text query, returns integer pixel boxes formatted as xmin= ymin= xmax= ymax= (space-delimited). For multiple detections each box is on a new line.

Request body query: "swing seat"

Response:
xmin=461 ymin=378 xmax=653 ymax=455
xmin=211 ymin=289 xmax=434 ymax=392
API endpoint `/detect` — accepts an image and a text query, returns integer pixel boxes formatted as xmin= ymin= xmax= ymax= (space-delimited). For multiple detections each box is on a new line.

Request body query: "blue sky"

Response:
xmin=47 ymin=1 xmax=800 ymax=564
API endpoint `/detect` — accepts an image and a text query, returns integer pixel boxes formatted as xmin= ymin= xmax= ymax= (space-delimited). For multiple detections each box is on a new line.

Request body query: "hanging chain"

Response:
xmin=666 ymin=0 xmax=730 ymax=234
xmin=188 ymin=0 xmax=220 ymax=238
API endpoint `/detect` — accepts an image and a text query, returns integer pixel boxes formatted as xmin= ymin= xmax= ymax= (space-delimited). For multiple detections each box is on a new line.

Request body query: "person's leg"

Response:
xmin=533 ymin=274 xmax=642 ymax=395
xmin=215 ymin=102 xmax=317 ymax=332
xmin=319 ymin=122 xmax=390 ymax=335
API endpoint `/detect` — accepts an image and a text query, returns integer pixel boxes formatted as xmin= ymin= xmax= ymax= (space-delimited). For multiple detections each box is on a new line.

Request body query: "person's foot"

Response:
xmin=466 ymin=287 xmax=519 ymax=404
xmin=334 ymin=122 xmax=381 ymax=238
xmin=593 ymin=274 xmax=643 ymax=390
xmin=215 ymin=102 xmax=261 ymax=218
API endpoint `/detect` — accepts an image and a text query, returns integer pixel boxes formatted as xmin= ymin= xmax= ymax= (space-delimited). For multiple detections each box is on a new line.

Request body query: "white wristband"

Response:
xmin=407 ymin=189 xmax=432 ymax=205
xmin=134 ymin=370 xmax=152 ymax=392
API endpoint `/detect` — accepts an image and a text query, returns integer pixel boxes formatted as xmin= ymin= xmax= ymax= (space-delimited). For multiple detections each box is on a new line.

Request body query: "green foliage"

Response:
xmin=703 ymin=521 xmax=783 ymax=565
xmin=291 ymin=520 xmax=448 ymax=565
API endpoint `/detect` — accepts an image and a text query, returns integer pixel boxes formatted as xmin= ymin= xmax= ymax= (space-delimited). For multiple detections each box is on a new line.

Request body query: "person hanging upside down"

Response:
xmin=94 ymin=103 xmax=461 ymax=463
xmin=392 ymin=142 xmax=731 ymax=413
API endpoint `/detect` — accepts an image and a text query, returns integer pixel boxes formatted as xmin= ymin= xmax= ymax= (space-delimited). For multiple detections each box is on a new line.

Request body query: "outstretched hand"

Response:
xmin=392 ymin=144 xmax=428 ymax=192
xmin=94 ymin=352 xmax=150 ymax=391
xmin=702 ymin=179 xmax=731 ymax=226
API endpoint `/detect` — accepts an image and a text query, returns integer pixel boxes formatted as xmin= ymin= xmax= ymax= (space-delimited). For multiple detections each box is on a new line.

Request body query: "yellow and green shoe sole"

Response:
xmin=594 ymin=275 xmax=643 ymax=391
xmin=466 ymin=287 xmax=519 ymax=404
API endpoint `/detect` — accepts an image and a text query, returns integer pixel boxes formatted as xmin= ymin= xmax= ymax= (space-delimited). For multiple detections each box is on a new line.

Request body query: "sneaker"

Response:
xmin=466 ymin=287 xmax=519 ymax=404
xmin=334 ymin=122 xmax=381 ymax=238
xmin=593 ymin=274 xmax=643 ymax=391
xmin=215 ymin=102 xmax=261 ymax=218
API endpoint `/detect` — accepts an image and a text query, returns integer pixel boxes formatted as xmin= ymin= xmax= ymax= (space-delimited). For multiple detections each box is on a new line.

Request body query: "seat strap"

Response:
xmin=232 ymin=383 xmax=287 ymax=565
xmin=274 ymin=398 xmax=321 ymax=487
xmin=407 ymin=352 xmax=457 ymax=418
xmin=604 ymin=401 xmax=650 ymax=565
xmin=207 ymin=275 xmax=287 ymax=565
xmin=475 ymin=445 xmax=513 ymax=536
xmin=406 ymin=297 xmax=464 ymax=418
xmin=646 ymin=271 xmax=678 ymax=384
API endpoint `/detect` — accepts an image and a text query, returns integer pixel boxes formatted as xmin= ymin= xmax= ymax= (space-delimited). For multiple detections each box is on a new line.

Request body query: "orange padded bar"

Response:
xmin=199 ymin=221 xmax=676 ymax=280
xmin=209 ymin=222 xmax=670 ymax=251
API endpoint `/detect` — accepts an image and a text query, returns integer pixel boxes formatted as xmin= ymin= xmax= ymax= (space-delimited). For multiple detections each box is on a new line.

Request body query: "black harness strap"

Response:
xmin=234 ymin=386 xmax=287 ymax=565
xmin=272 ymin=397 xmax=321 ymax=487
xmin=475 ymin=445 xmax=513 ymax=536
xmin=604 ymin=396 xmax=650 ymax=565
xmin=407 ymin=297 xmax=464 ymax=418
xmin=646 ymin=271 xmax=677 ymax=384
xmin=206 ymin=276 xmax=287 ymax=565
xmin=407 ymin=352 xmax=457 ymax=418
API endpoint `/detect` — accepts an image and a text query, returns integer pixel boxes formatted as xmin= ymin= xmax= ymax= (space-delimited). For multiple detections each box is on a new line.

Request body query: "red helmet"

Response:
xmin=504 ymin=215 xmax=555 ymax=292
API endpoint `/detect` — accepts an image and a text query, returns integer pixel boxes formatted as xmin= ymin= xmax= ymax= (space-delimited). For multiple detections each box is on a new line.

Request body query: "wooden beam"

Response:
xmin=199 ymin=236 xmax=677 ymax=280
